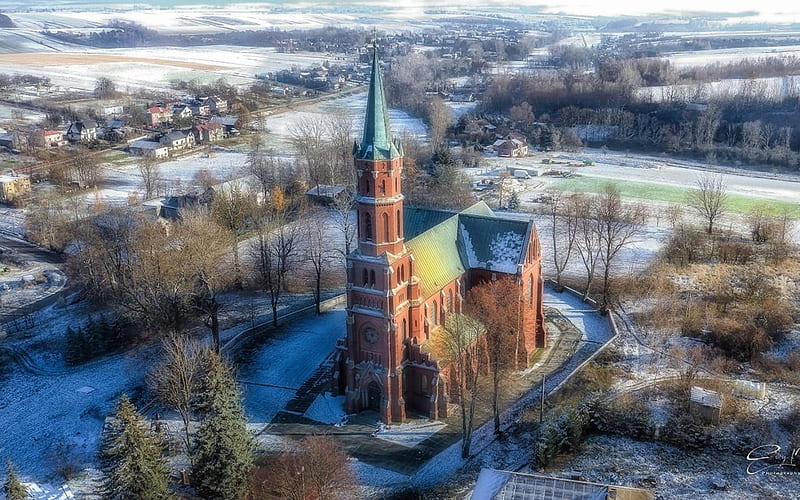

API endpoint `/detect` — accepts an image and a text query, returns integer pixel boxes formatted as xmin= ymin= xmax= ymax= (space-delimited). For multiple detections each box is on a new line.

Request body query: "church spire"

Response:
xmin=357 ymin=44 xmax=401 ymax=161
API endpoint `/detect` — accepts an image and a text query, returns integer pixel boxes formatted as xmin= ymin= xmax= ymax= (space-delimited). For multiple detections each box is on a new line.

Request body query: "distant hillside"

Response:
xmin=0 ymin=13 xmax=15 ymax=28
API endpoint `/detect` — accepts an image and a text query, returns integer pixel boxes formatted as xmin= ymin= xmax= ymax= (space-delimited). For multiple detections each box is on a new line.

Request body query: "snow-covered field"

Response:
xmin=637 ymin=75 xmax=800 ymax=102
xmin=667 ymin=45 xmax=800 ymax=68
xmin=263 ymin=91 xmax=427 ymax=148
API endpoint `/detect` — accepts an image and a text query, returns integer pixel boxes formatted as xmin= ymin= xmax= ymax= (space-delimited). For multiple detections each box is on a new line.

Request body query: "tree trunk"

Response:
xmin=211 ymin=306 xmax=220 ymax=353
xmin=315 ymin=273 xmax=322 ymax=315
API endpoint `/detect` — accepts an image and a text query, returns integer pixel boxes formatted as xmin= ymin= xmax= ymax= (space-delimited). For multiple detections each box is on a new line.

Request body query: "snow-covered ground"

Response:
xmin=240 ymin=306 xmax=346 ymax=423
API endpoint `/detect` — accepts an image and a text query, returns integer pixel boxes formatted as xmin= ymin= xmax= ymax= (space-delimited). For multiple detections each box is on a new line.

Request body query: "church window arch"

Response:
xmin=447 ymin=289 xmax=453 ymax=311
xmin=528 ymin=275 xmax=534 ymax=307
xmin=362 ymin=269 xmax=368 ymax=286
xmin=369 ymin=270 xmax=376 ymax=287
xmin=396 ymin=210 xmax=401 ymax=239
xmin=380 ymin=179 xmax=386 ymax=195
xmin=382 ymin=212 xmax=389 ymax=242
xmin=402 ymin=318 xmax=407 ymax=338
xmin=430 ymin=300 xmax=438 ymax=326
xmin=364 ymin=213 xmax=372 ymax=240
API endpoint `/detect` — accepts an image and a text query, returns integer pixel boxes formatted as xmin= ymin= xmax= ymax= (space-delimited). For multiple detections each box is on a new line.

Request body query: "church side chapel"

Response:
xmin=334 ymin=47 xmax=547 ymax=424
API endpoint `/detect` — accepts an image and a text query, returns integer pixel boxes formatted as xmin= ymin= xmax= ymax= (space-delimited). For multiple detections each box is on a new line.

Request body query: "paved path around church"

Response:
xmin=256 ymin=285 xmax=614 ymax=477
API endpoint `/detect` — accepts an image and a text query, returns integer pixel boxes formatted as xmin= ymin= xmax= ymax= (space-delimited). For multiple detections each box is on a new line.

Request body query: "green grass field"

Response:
xmin=554 ymin=176 xmax=800 ymax=217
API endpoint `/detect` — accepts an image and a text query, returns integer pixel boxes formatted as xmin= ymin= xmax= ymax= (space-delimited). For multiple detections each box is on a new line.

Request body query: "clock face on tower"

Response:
xmin=363 ymin=327 xmax=379 ymax=344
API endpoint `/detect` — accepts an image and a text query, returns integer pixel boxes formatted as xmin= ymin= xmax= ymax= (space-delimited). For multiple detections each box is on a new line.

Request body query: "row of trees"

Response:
xmin=547 ymin=184 xmax=646 ymax=308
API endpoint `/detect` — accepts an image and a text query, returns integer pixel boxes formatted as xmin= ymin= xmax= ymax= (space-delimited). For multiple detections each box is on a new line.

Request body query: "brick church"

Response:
xmin=334 ymin=48 xmax=547 ymax=424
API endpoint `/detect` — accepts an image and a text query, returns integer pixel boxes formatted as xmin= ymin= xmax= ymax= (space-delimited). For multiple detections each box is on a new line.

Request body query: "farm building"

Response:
xmin=65 ymin=120 xmax=98 ymax=143
xmin=0 ymin=171 xmax=31 ymax=203
xmin=306 ymin=184 xmax=349 ymax=205
xmin=493 ymin=137 xmax=528 ymax=157
xmin=129 ymin=140 xmax=169 ymax=158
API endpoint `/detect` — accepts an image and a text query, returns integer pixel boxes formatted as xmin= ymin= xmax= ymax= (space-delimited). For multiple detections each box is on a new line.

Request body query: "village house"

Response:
xmin=65 ymin=120 xmax=98 ymax=143
xmin=0 ymin=171 xmax=31 ymax=204
xmin=334 ymin=50 xmax=546 ymax=424
xmin=185 ymin=99 xmax=210 ymax=116
xmin=147 ymin=106 xmax=171 ymax=127
xmin=190 ymin=122 xmax=224 ymax=144
xmin=493 ymin=135 xmax=528 ymax=157
xmin=209 ymin=116 xmax=240 ymax=136
xmin=129 ymin=139 xmax=169 ymax=158
xmin=41 ymin=129 xmax=67 ymax=148
xmin=203 ymin=96 xmax=228 ymax=114
xmin=159 ymin=129 xmax=195 ymax=152
xmin=171 ymin=105 xmax=194 ymax=123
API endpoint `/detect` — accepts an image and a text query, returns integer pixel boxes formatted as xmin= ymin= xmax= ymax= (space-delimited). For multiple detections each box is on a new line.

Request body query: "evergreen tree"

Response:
xmin=191 ymin=350 xmax=254 ymax=500
xmin=507 ymin=191 xmax=520 ymax=210
xmin=100 ymin=394 xmax=171 ymax=500
xmin=4 ymin=460 xmax=28 ymax=500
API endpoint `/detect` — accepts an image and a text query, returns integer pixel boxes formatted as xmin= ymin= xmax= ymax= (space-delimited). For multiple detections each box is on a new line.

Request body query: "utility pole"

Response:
xmin=539 ymin=375 xmax=545 ymax=423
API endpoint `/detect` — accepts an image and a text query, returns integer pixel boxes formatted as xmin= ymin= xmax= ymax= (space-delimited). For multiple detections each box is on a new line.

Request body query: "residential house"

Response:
xmin=100 ymin=104 xmax=124 ymax=117
xmin=305 ymin=184 xmax=349 ymax=206
xmin=65 ymin=120 xmax=98 ymax=143
xmin=190 ymin=123 xmax=224 ymax=144
xmin=158 ymin=188 xmax=214 ymax=220
xmin=203 ymin=96 xmax=228 ymax=114
xmin=159 ymin=129 xmax=195 ymax=152
xmin=147 ymin=106 xmax=171 ymax=127
xmin=129 ymin=140 xmax=169 ymax=158
xmin=42 ymin=129 xmax=67 ymax=148
xmin=186 ymin=99 xmax=210 ymax=116
xmin=171 ymin=105 xmax=193 ymax=124
xmin=102 ymin=120 xmax=127 ymax=142
xmin=0 ymin=172 xmax=31 ymax=203
xmin=493 ymin=137 xmax=528 ymax=157
xmin=209 ymin=116 xmax=240 ymax=136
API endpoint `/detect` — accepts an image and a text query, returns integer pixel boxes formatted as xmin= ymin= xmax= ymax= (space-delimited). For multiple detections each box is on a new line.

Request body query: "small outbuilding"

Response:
xmin=690 ymin=386 xmax=722 ymax=425
xmin=471 ymin=469 xmax=654 ymax=500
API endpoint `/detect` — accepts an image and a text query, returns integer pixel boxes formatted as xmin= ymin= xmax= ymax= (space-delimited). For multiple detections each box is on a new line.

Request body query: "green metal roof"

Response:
xmin=405 ymin=214 xmax=465 ymax=299
xmin=355 ymin=48 xmax=402 ymax=161
xmin=460 ymin=200 xmax=495 ymax=217
xmin=404 ymin=206 xmax=456 ymax=240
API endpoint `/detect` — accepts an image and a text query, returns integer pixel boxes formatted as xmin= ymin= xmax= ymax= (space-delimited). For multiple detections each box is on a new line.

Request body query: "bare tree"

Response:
xmin=467 ymin=278 xmax=520 ymax=434
xmin=250 ymin=435 xmax=357 ymax=500
xmin=595 ymin=184 xmax=646 ymax=310
xmin=148 ymin=335 xmax=203 ymax=454
xmin=303 ymin=209 xmax=335 ymax=314
xmin=546 ymin=190 xmax=579 ymax=288
xmin=574 ymin=195 xmax=602 ymax=301
xmin=211 ymin=184 xmax=258 ymax=287
xmin=689 ymin=174 xmax=728 ymax=234
xmin=436 ymin=313 xmax=483 ymax=458
xmin=71 ymin=147 xmax=103 ymax=187
xmin=137 ymin=156 xmax=160 ymax=199
xmin=290 ymin=116 xmax=329 ymax=188
xmin=330 ymin=190 xmax=356 ymax=256
xmin=427 ymin=97 xmax=453 ymax=153
xmin=251 ymin=211 xmax=299 ymax=326
xmin=176 ymin=213 xmax=234 ymax=351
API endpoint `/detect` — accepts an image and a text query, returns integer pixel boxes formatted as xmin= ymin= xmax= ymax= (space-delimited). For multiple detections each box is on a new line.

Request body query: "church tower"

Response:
xmin=340 ymin=47 xmax=416 ymax=423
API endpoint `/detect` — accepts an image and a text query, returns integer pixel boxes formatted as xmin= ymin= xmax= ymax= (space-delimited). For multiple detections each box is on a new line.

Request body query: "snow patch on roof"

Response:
xmin=459 ymin=223 xmax=478 ymax=268
xmin=488 ymin=231 xmax=523 ymax=273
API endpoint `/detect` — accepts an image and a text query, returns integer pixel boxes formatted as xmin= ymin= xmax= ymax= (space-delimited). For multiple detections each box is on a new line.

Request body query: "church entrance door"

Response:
xmin=367 ymin=381 xmax=381 ymax=412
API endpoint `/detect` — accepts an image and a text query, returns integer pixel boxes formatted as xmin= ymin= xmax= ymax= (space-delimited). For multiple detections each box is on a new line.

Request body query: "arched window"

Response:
xmin=528 ymin=275 xmax=534 ymax=307
xmin=396 ymin=210 xmax=401 ymax=238
xmin=430 ymin=300 xmax=438 ymax=326
xmin=399 ymin=265 xmax=405 ymax=282
xmin=362 ymin=269 xmax=368 ymax=286
xmin=395 ymin=178 xmax=398 ymax=191
xmin=364 ymin=213 xmax=372 ymax=240
xmin=382 ymin=212 xmax=389 ymax=242
xmin=369 ymin=270 xmax=376 ymax=287
xmin=380 ymin=179 xmax=386 ymax=195
xmin=447 ymin=289 xmax=453 ymax=311
xmin=402 ymin=318 xmax=407 ymax=338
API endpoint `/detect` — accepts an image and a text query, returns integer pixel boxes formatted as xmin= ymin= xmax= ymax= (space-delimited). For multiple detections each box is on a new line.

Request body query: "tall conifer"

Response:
xmin=4 ymin=460 xmax=29 ymax=500
xmin=100 ymin=394 xmax=171 ymax=500
xmin=191 ymin=350 xmax=254 ymax=500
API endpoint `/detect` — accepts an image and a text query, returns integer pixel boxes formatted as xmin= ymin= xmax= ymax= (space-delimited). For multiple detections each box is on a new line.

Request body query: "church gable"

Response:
xmin=457 ymin=214 xmax=530 ymax=274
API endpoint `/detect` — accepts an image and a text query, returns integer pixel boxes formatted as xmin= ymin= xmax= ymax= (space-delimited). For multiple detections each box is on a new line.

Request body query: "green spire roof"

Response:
xmin=357 ymin=47 xmax=402 ymax=161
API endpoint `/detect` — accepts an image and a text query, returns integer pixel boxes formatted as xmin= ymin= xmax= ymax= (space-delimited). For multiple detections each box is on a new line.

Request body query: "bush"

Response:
xmin=534 ymin=403 xmax=592 ymax=469
xmin=660 ymin=412 xmax=711 ymax=450
xmin=65 ymin=315 xmax=135 ymax=365
xmin=589 ymin=395 xmax=654 ymax=440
